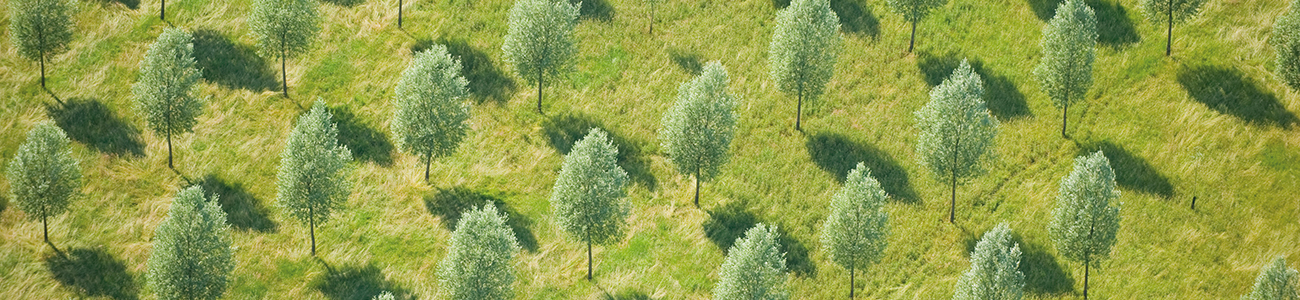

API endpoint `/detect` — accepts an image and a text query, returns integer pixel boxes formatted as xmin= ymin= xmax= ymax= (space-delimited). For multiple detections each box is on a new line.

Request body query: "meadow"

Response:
xmin=1 ymin=0 xmax=1298 ymax=298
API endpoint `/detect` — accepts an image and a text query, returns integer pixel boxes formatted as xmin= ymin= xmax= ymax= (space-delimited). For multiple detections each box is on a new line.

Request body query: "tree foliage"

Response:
xmin=6 ymin=122 xmax=81 ymax=245
xmin=820 ymin=162 xmax=889 ymax=298
xmin=1139 ymin=0 xmax=1207 ymax=55
xmin=277 ymin=100 xmax=353 ymax=255
xmin=133 ymin=27 xmax=205 ymax=170
xmin=886 ymin=0 xmax=946 ymax=52
xmin=392 ymin=44 xmax=471 ymax=181
xmin=550 ymin=128 xmax=630 ymax=279
xmin=914 ymin=59 xmax=999 ymax=223
xmin=502 ymin=0 xmax=579 ymax=114
xmin=8 ymin=0 xmax=76 ymax=88
xmin=953 ymin=223 xmax=1024 ymax=300
xmin=1049 ymin=150 xmax=1121 ymax=299
xmin=659 ymin=61 xmax=737 ymax=206
xmin=769 ymin=0 xmax=840 ymax=131
xmin=1034 ymin=0 xmax=1095 ymax=138
xmin=1244 ymin=257 xmax=1300 ymax=300
xmin=1274 ymin=0 xmax=1300 ymax=91
xmin=714 ymin=223 xmax=789 ymax=300
xmin=437 ymin=204 xmax=520 ymax=300
xmin=147 ymin=186 xmax=235 ymax=300
xmin=249 ymin=0 xmax=320 ymax=96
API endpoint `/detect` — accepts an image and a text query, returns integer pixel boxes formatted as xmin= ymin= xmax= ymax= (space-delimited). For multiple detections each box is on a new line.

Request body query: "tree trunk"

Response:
xmin=39 ymin=51 xmax=47 ymax=90
xmin=398 ymin=0 xmax=403 ymax=29
xmin=166 ymin=129 xmax=174 ymax=170
xmin=796 ymin=90 xmax=803 ymax=131
xmin=537 ymin=70 xmax=544 ymax=114
xmin=1084 ymin=257 xmax=1090 ymax=300
xmin=1165 ymin=0 xmax=1173 ymax=56
xmin=587 ymin=237 xmax=593 ymax=280
xmin=1191 ymin=196 xmax=1197 ymax=210
xmin=949 ymin=172 xmax=956 ymax=223
xmin=1062 ymin=102 xmax=1069 ymax=138
xmin=310 ymin=207 xmax=317 ymax=256
xmin=42 ymin=211 xmax=49 ymax=245
xmin=849 ymin=265 xmax=856 ymax=299
xmin=648 ymin=2 xmax=654 ymax=35
xmin=161 ymin=0 xmax=165 ymax=20
xmin=693 ymin=169 xmax=701 ymax=207
xmin=282 ymin=34 xmax=289 ymax=98
xmin=908 ymin=22 xmax=917 ymax=53
xmin=424 ymin=151 xmax=432 ymax=182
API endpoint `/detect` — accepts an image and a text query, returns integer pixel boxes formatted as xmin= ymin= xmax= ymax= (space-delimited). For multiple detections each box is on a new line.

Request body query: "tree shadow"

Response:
xmin=1077 ymin=141 xmax=1174 ymax=198
xmin=916 ymin=53 xmax=1032 ymax=120
xmin=1026 ymin=0 xmax=1063 ymax=20
xmin=320 ymin=0 xmax=364 ymax=7
xmin=830 ymin=0 xmax=879 ymax=39
xmin=667 ymin=48 xmax=703 ymax=75
xmin=1014 ymin=235 xmax=1075 ymax=296
xmin=772 ymin=0 xmax=790 ymax=9
xmin=573 ymin=0 xmax=614 ymax=21
xmin=409 ymin=37 xmax=517 ymax=105
xmin=89 ymin=0 xmax=139 ymax=9
xmin=604 ymin=289 xmax=652 ymax=300
xmin=45 ymin=97 xmax=146 ymax=157
xmin=201 ymin=174 xmax=278 ymax=232
xmin=1178 ymin=65 xmax=1298 ymax=128
xmin=312 ymin=262 xmax=414 ymax=300
xmin=702 ymin=202 xmax=816 ymax=277
xmin=1090 ymin=0 xmax=1140 ymax=49
xmin=327 ymin=105 xmax=395 ymax=167
xmin=46 ymin=248 xmax=139 ymax=300
xmin=540 ymin=113 xmax=657 ymax=191
xmin=422 ymin=187 xmax=539 ymax=252
xmin=805 ymin=132 xmax=920 ymax=204
xmin=192 ymin=29 xmax=278 ymax=91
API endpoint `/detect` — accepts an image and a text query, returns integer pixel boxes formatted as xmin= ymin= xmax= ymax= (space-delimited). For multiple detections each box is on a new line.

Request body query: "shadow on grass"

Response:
xmin=1027 ymin=0 xmax=1140 ymax=49
xmin=541 ymin=113 xmax=657 ymax=191
xmin=702 ymin=202 xmax=816 ymax=277
xmin=410 ymin=37 xmax=517 ymax=105
xmin=46 ymin=248 xmax=139 ymax=300
xmin=573 ymin=0 xmax=614 ymax=21
xmin=831 ymin=0 xmax=879 ymax=39
xmin=604 ymin=289 xmax=652 ymax=300
xmin=668 ymin=48 xmax=703 ymax=75
xmin=90 ymin=0 xmax=138 ymax=9
xmin=1015 ymin=236 xmax=1075 ymax=296
xmin=772 ymin=0 xmax=790 ymax=8
xmin=1178 ymin=65 xmax=1298 ymax=128
xmin=320 ymin=0 xmax=364 ymax=6
xmin=46 ymin=98 xmax=145 ymax=157
xmin=193 ymin=29 xmax=278 ymax=92
xmin=327 ymin=105 xmax=395 ymax=167
xmin=423 ymin=187 xmax=539 ymax=252
xmin=917 ymin=53 xmax=1031 ymax=120
xmin=201 ymin=174 xmax=277 ymax=232
xmin=806 ymin=132 xmax=920 ymax=204
xmin=1077 ymin=141 xmax=1174 ymax=198
xmin=313 ymin=262 xmax=413 ymax=300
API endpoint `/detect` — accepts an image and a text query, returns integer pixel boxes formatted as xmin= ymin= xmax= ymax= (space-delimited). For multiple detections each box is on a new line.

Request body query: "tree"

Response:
xmin=1034 ymin=0 xmax=1095 ymax=139
xmin=1274 ymin=0 xmax=1300 ymax=91
xmin=769 ymin=0 xmax=841 ymax=131
xmin=250 ymin=0 xmax=320 ymax=98
xmin=133 ymin=27 xmax=204 ymax=170
xmin=887 ymin=0 xmax=946 ymax=52
xmin=914 ymin=59 xmax=999 ymax=224
xmin=550 ymin=128 xmax=630 ymax=280
xmin=952 ymin=223 xmax=1024 ymax=300
xmin=1244 ymin=257 xmax=1300 ymax=300
xmin=502 ymin=0 xmax=579 ymax=114
xmin=659 ymin=61 xmax=738 ymax=207
xmin=1139 ymin=0 xmax=1207 ymax=56
xmin=820 ymin=162 xmax=889 ymax=299
xmin=9 ymin=0 xmax=76 ymax=90
xmin=147 ymin=186 xmax=234 ymax=300
xmin=6 ymin=122 xmax=81 ymax=248
xmin=1049 ymin=150 xmax=1121 ymax=300
xmin=647 ymin=0 xmax=658 ymax=34
xmin=392 ymin=45 xmax=471 ymax=182
xmin=437 ymin=204 xmax=520 ymax=300
xmin=372 ymin=292 xmax=394 ymax=300
xmin=277 ymin=100 xmax=353 ymax=256
xmin=714 ymin=223 xmax=790 ymax=300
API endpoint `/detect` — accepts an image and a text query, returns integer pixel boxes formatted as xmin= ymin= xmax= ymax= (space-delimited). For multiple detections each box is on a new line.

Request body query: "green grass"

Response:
xmin=2 ymin=0 xmax=1299 ymax=298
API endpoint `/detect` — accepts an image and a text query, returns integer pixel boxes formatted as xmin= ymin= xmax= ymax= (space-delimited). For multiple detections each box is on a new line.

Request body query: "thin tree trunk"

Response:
xmin=1084 ymin=257 xmax=1090 ymax=300
xmin=161 ymin=0 xmax=165 ymax=20
xmin=587 ymin=233 xmax=593 ymax=280
xmin=694 ymin=169 xmax=701 ymax=207
xmin=537 ymin=70 xmax=544 ymax=114
xmin=950 ymin=171 xmax=956 ymax=223
xmin=424 ymin=151 xmax=432 ymax=181
xmin=1165 ymin=0 xmax=1173 ymax=56
xmin=849 ymin=265 xmax=855 ymax=299
xmin=310 ymin=207 xmax=317 ymax=256
xmin=42 ymin=211 xmax=49 ymax=244
xmin=1062 ymin=102 xmax=1069 ymax=138
xmin=796 ymin=90 xmax=803 ymax=131
xmin=39 ymin=51 xmax=47 ymax=90
xmin=282 ymin=33 xmax=289 ymax=98
xmin=908 ymin=22 xmax=917 ymax=53
xmin=649 ymin=3 xmax=654 ymax=35
xmin=166 ymin=129 xmax=174 ymax=169
xmin=398 ymin=0 xmax=403 ymax=28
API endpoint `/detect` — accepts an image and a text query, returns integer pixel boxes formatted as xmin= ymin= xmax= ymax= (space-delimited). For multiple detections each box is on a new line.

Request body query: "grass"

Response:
xmin=0 ymin=0 xmax=1298 ymax=298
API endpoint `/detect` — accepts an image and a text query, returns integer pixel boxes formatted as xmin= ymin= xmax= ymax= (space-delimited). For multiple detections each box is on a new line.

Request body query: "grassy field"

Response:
xmin=1 ymin=0 xmax=1299 ymax=298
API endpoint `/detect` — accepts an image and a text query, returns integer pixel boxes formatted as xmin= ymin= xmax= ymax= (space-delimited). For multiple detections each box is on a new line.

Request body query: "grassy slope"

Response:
xmin=1 ymin=0 xmax=1299 ymax=298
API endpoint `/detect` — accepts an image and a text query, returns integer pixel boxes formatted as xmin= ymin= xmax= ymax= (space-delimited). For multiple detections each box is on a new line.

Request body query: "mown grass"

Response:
xmin=1 ymin=0 xmax=1298 ymax=298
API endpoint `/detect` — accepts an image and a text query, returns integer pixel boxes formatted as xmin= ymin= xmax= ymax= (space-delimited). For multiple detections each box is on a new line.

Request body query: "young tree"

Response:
xmin=250 ymin=0 xmax=320 ymax=98
xmin=133 ymin=27 xmax=204 ymax=170
xmin=887 ymin=0 xmax=946 ymax=52
xmin=437 ymin=204 xmax=520 ymax=300
xmin=501 ymin=0 xmax=579 ymax=114
xmin=914 ymin=59 xmax=999 ymax=224
xmin=372 ymin=293 xmax=395 ymax=300
xmin=277 ymin=100 xmax=353 ymax=256
xmin=714 ymin=223 xmax=790 ymax=300
xmin=1034 ymin=0 xmax=1095 ymax=139
xmin=147 ymin=186 xmax=234 ymax=300
xmin=6 ymin=122 xmax=81 ymax=248
xmin=392 ymin=45 xmax=471 ymax=182
xmin=820 ymin=162 xmax=889 ymax=299
xmin=550 ymin=128 xmax=630 ymax=280
xmin=953 ymin=223 xmax=1024 ymax=300
xmin=659 ymin=61 xmax=738 ymax=207
xmin=1049 ymin=151 xmax=1121 ymax=300
xmin=1244 ymin=257 xmax=1300 ymax=300
xmin=9 ymin=0 xmax=76 ymax=90
xmin=646 ymin=0 xmax=658 ymax=34
xmin=769 ymin=0 xmax=841 ymax=131
xmin=1139 ymin=0 xmax=1207 ymax=56
xmin=1274 ymin=0 xmax=1300 ymax=91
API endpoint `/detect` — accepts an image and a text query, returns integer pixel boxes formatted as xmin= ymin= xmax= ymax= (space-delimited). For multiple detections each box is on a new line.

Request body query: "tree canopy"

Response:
xmin=133 ymin=27 xmax=204 ymax=170
xmin=502 ymin=0 xmax=580 ymax=114
xmin=769 ymin=0 xmax=840 ymax=131
xmin=392 ymin=44 xmax=471 ymax=181
xmin=1049 ymin=150 xmax=1121 ymax=300
xmin=438 ymin=204 xmax=520 ymax=300
xmin=1274 ymin=0 xmax=1300 ymax=91
xmin=550 ymin=128 xmax=630 ymax=280
xmin=659 ymin=60 xmax=738 ymax=206
xmin=249 ymin=0 xmax=321 ymax=96
xmin=277 ymin=100 xmax=353 ymax=255
xmin=147 ymin=186 xmax=235 ymax=300
xmin=915 ymin=59 xmax=999 ymax=223
xmin=8 ymin=0 xmax=76 ymax=89
xmin=952 ymin=223 xmax=1024 ymax=300
xmin=1034 ymin=0 xmax=1096 ymax=138
xmin=1244 ymin=257 xmax=1300 ymax=300
xmin=820 ymin=162 xmax=889 ymax=299
xmin=6 ymin=122 xmax=81 ymax=245
xmin=714 ymin=223 xmax=790 ymax=300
